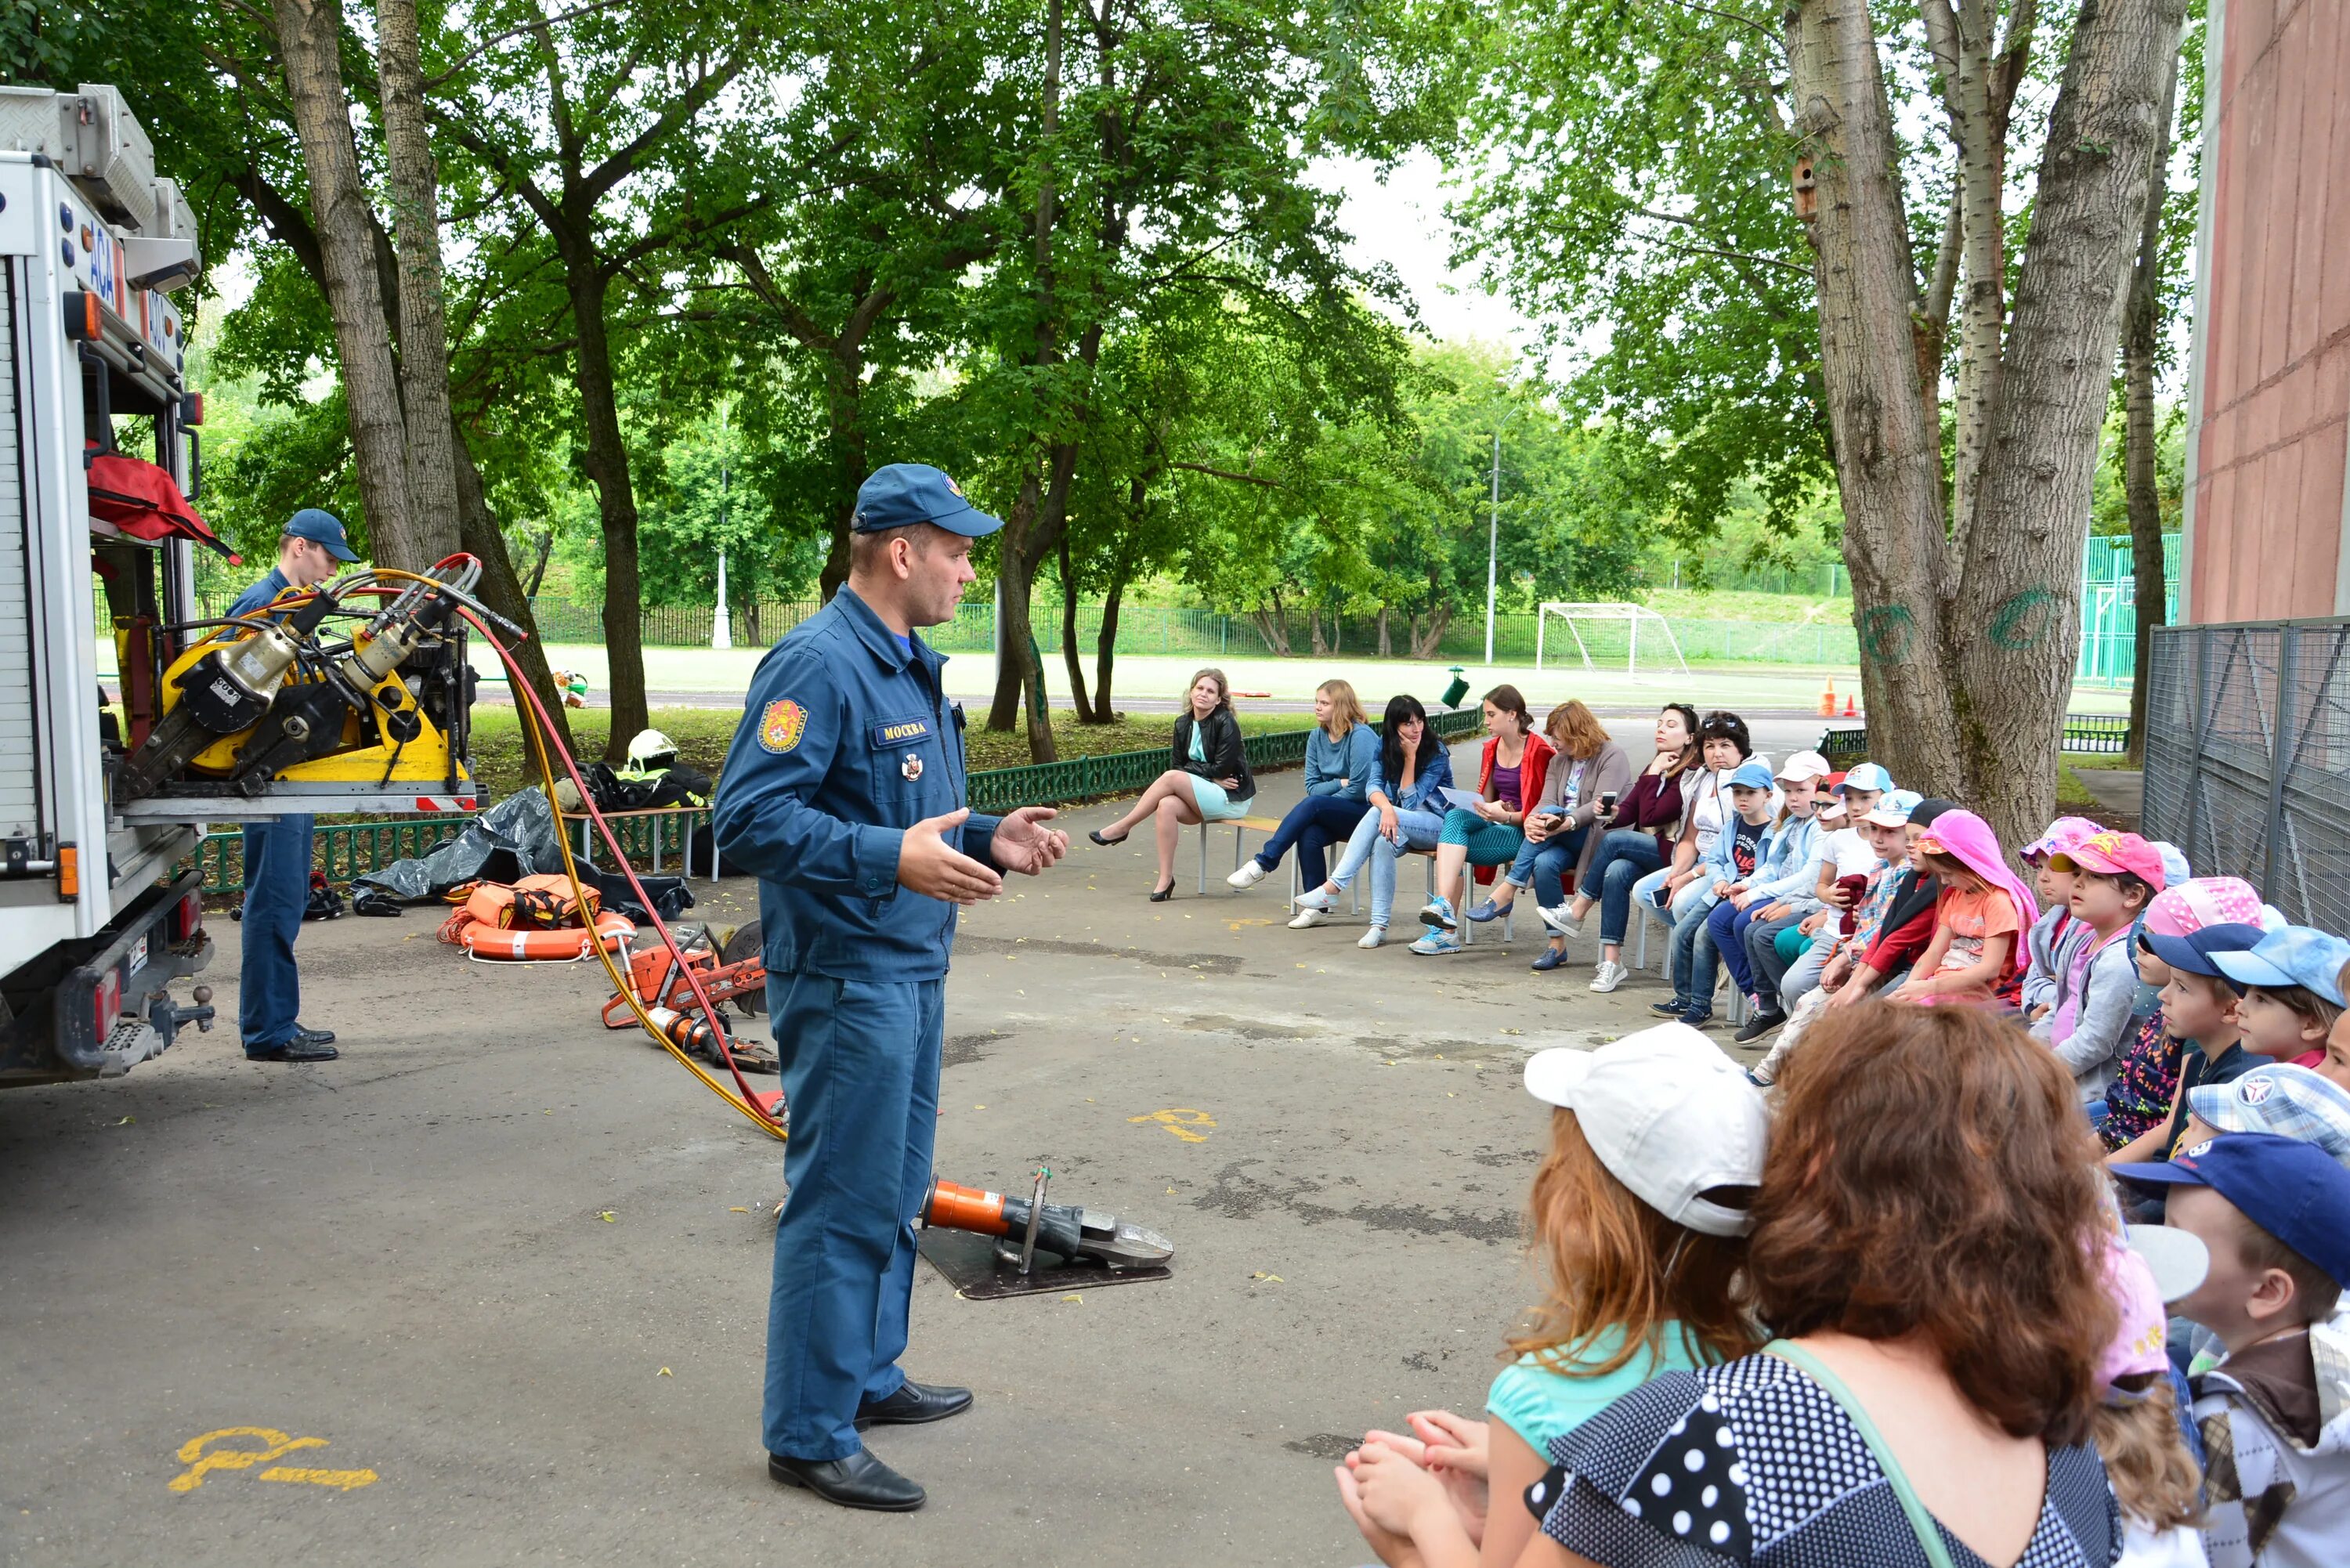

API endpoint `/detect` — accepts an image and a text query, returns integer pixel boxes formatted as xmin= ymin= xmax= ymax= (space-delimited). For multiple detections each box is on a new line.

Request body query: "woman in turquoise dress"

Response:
xmin=1086 ymin=668 xmax=1256 ymax=899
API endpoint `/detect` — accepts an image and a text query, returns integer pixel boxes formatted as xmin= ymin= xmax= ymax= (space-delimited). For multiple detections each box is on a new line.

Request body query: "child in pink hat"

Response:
xmin=2102 ymin=877 xmax=2265 ymax=1154
xmin=2033 ymin=831 xmax=2166 ymax=1108
xmin=2023 ymin=815 xmax=2104 ymax=1023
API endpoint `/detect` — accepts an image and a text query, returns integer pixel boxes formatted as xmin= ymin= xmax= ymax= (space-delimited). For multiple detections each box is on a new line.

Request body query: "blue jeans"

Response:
xmin=1252 ymin=794 xmax=1368 ymax=887
xmin=1708 ymin=899 xmax=1763 ymax=999
xmin=1584 ymin=829 xmax=1665 ymax=945
xmin=1364 ymin=808 xmax=1446 ymax=927
xmin=238 ymin=813 xmax=313 ymax=1050
xmin=1505 ymin=823 xmax=1591 ymax=909
xmin=763 ymin=972 xmax=943 ymax=1461
xmin=1666 ymin=884 xmax=1724 ymax=1011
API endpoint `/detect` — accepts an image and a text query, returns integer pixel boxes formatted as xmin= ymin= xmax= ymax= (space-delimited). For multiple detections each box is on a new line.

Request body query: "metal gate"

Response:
xmin=2140 ymin=619 xmax=2350 ymax=932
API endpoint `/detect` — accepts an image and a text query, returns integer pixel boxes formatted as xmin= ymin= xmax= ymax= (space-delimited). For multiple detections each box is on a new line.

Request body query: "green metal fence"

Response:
xmin=1815 ymin=713 xmax=2132 ymax=769
xmin=192 ymin=706 xmax=1489 ymax=894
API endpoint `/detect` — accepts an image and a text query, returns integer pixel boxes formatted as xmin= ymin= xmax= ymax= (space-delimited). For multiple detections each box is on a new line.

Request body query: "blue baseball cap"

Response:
xmin=1727 ymin=760 xmax=1776 ymax=791
xmin=2140 ymin=921 xmax=2266 ymax=979
xmin=2113 ymin=1132 xmax=2350 ymax=1288
xmin=852 ymin=464 xmax=1002 ymax=537
xmin=286 ymin=507 xmax=358 ymax=562
xmin=2211 ymin=926 xmax=2350 ymax=1006
xmin=1864 ymin=788 xmax=1924 ymax=827
xmin=1838 ymin=762 xmax=1895 ymax=794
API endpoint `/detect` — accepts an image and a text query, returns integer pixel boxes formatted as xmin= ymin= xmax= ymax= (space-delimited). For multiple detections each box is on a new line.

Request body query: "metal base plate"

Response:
xmin=915 ymin=1227 xmax=1172 ymax=1300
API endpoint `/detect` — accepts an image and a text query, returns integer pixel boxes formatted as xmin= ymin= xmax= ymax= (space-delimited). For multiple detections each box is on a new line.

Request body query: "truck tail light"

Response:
xmin=93 ymin=970 xmax=121 ymax=1039
xmin=63 ymin=291 xmax=100 ymax=341
xmin=169 ymin=890 xmax=202 ymax=942
xmin=57 ymin=843 xmax=79 ymax=899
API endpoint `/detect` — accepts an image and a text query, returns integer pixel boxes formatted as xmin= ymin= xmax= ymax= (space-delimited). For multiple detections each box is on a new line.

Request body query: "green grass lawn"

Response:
xmin=467 ymin=706 xmax=1299 ymax=799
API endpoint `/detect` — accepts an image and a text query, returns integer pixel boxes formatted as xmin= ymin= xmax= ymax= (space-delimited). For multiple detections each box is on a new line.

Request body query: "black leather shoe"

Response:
xmin=247 ymin=1039 xmax=339 ymax=1063
xmin=855 ymin=1379 xmax=973 ymax=1429
xmin=768 ymin=1447 xmax=924 ymax=1511
xmin=295 ymin=1025 xmax=337 ymax=1046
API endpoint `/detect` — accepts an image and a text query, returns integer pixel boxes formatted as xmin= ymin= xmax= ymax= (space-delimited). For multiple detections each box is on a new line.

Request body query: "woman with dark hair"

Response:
xmin=1290 ymin=695 xmax=1455 ymax=944
xmin=1412 ymin=685 xmax=1553 ymax=956
xmin=1544 ymin=703 xmax=1702 ymax=992
xmin=1086 ymin=668 xmax=1255 ymax=900
xmin=1520 ymin=1003 xmax=2123 ymax=1567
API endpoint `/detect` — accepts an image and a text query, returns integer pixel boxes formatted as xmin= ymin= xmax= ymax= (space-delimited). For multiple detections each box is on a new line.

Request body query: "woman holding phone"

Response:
xmin=1466 ymin=702 xmax=1631 ymax=973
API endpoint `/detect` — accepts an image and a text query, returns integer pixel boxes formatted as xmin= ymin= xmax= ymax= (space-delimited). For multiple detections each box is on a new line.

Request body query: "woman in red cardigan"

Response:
xmin=1543 ymin=702 xmax=1701 ymax=991
xmin=1410 ymin=685 xmax=1553 ymax=955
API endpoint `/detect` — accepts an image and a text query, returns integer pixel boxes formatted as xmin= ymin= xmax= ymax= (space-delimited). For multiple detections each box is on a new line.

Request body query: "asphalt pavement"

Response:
xmin=0 ymin=739 xmax=1773 ymax=1567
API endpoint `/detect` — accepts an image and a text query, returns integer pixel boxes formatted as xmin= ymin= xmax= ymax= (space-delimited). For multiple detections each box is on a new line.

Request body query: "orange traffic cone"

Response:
xmin=1843 ymin=694 xmax=1858 ymax=717
xmin=1818 ymin=678 xmax=1837 ymax=717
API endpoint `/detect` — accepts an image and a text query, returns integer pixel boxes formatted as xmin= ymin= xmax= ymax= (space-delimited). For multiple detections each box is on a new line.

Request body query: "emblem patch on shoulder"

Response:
xmin=759 ymin=699 xmax=808 ymax=754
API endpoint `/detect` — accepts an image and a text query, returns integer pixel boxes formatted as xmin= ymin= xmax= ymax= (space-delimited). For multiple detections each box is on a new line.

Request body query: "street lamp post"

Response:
xmin=1484 ymin=429 xmax=1500 ymax=666
xmin=710 ymin=403 xmax=733 ymax=651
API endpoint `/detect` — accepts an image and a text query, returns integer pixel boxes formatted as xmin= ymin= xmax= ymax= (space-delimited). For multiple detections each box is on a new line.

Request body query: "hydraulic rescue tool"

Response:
xmin=921 ymin=1173 xmax=1176 ymax=1270
xmin=115 ymin=558 xmax=484 ymax=804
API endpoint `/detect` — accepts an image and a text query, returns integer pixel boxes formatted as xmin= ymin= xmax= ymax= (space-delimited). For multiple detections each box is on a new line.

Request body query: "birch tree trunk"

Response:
xmin=270 ymin=0 xmax=419 ymax=564
xmin=374 ymin=0 xmax=462 ymax=562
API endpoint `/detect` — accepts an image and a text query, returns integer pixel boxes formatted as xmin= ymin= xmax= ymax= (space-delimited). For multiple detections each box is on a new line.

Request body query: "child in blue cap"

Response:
xmin=2115 ymin=1133 xmax=2350 ymax=1567
xmin=2214 ymin=927 xmax=2350 ymax=1075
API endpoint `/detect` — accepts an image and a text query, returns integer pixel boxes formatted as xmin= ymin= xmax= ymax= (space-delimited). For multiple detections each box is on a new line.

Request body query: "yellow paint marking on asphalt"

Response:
xmin=1129 ymin=1107 xmax=1216 ymax=1143
xmin=257 ymin=1466 xmax=379 ymax=1491
xmin=168 ymin=1428 xmax=340 ymax=1492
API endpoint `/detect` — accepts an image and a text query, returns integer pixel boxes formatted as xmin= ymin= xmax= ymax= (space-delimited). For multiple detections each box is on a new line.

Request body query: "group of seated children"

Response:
xmin=1333 ymin=1002 xmax=2350 ymax=1568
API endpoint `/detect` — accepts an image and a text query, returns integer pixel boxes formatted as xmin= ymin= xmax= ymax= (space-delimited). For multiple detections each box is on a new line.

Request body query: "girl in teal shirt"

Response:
xmin=1336 ymin=1026 xmax=1768 ymax=1568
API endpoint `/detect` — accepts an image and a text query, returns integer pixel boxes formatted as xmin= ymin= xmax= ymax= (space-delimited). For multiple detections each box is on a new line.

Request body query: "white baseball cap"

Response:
xmin=1522 ymin=1024 xmax=1770 ymax=1237
xmin=1776 ymin=750 xmax=1832 ymax=784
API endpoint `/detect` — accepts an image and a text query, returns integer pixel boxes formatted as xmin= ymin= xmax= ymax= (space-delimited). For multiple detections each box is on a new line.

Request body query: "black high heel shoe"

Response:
xmin=1148 ymin=880 xmax=1176 ymax=902
xmin=1089 ymin=827 xmax=1129 ymax=847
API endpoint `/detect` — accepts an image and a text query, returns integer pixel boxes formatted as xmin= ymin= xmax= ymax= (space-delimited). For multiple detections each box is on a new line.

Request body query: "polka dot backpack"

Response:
xmin=1761 ymin=1341 xmax=1960 ymax=1568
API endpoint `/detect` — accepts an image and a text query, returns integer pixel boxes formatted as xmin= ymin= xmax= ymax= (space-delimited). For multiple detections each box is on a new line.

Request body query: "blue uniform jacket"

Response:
xmin=228 ymin=567 xmax=295 ymax=620
xmin=712 ymin=587 xmax=1002 ymax=983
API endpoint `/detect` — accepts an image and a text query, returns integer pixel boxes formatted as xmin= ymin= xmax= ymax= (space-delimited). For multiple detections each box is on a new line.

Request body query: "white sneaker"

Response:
xmin=1358 ymin=926 xmax=1387 ymax=948
xmin=1289 ymin=909 xmax=1325 ymax=929
xmin=1589 ymin=959 xmax=1628 ymax=993
xmin=1227 ymin=860 xmax=1270 ymax=890
xmin=1292 ymin=885 xmax=1336 ymax=912
xmin=1541 ymin=905 xmax=1585 ymax=938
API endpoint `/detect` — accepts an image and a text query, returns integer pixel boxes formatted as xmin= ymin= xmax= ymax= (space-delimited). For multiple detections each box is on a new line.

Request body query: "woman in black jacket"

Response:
xmin=1086 ymin=668 xmax=1256 ymax=899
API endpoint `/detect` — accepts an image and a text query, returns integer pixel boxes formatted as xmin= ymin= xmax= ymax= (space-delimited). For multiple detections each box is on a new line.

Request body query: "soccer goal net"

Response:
xmin=1535 ymin=602 xmax=1691 ymax=680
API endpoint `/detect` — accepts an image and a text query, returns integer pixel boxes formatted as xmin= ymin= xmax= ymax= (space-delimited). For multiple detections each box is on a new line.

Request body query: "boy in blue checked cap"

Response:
xmin=2113 ymin=1134 xmax=2350 ymax=1566
xmin=2190 ymin=1064 xmax=2350 ymax=1169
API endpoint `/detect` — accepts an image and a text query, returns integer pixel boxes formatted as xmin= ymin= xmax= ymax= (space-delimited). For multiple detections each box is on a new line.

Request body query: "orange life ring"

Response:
xmin=459 ymin=909 xmax=635 ymax=962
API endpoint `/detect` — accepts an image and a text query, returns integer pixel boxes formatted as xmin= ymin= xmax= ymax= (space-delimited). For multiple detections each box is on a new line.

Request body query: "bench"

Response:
xmin=560 ymin=806 xmax=720 ymax=884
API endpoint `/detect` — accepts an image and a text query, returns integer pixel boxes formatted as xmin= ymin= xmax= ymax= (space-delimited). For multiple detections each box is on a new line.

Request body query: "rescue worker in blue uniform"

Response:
xmin=712 ymin=464 xmax=1070 ymax=1512
xmin=227 ymin=508 xmax=356 ymax=1064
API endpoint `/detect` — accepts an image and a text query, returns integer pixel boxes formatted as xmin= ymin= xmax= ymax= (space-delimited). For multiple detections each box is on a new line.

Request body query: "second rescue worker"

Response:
xmin=711 ymin=464 xmax=1069 ymax=1512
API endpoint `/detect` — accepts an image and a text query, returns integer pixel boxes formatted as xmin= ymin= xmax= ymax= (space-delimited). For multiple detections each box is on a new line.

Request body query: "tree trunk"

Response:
xmin=1094 ymin=574 xmax=1123 ymax=720
xmin=374 ymin=0 xmax=462 ymax=563
xmin=2123 ymin=35 xmax=2182 ymax=767
xmin=1377 ymin=605 xmax=1392 ymax=657
xmin=1791 ymin=0 xmax=1965 ymax=803
xmin=269 ymin=0 xmax=420 ymax=565
xmin=524 ymin=527 xmax=555 ymax=596
xmin=1952 ymin=0 xmax=2186 ymax=846
xmin=451 ymin=417 xmax=573 ymax=753
xmin=815 ymin=351 xmax=866 ymax=602
xmin=1058 ymin=536 xmax=1096 ymax=722
xmin=1410 ymin=604 xmax=1452 ymax=660
xmin=558 ymin=252 xmax=649 ymax=759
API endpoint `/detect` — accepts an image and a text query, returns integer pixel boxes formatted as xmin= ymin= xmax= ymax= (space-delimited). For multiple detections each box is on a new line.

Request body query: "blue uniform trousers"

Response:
xmin=239 ymin=814 xmax=313 ymax=1051
xmin=1251 ymin=795 xmax=1369 ymax=887
xmin=763 ymin=970 xmax=945 ymax=1461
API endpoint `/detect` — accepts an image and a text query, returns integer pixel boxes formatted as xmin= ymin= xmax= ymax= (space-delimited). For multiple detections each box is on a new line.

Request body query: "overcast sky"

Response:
xmin=1318 ymin=150 xmax=1540 ymax=359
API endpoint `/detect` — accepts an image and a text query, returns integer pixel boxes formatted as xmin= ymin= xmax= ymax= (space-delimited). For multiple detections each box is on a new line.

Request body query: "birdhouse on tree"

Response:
xmin=1791 ymin=156 xmax=1818 ymax=222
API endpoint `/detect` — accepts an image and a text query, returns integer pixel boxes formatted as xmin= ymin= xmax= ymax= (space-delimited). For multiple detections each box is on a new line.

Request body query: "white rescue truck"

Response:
xmin=0 ymin=85 xmax=485 ymax=1087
